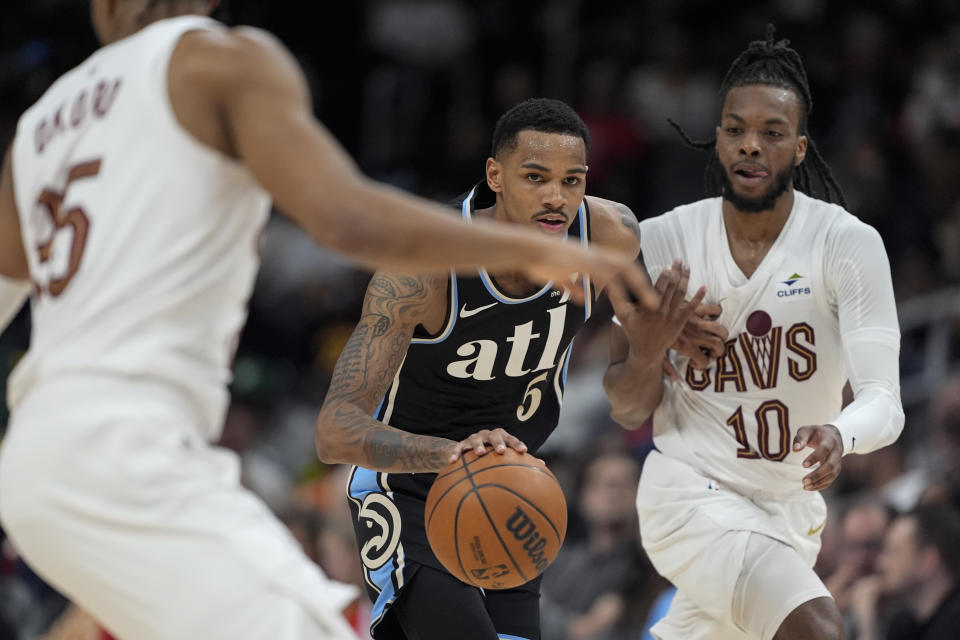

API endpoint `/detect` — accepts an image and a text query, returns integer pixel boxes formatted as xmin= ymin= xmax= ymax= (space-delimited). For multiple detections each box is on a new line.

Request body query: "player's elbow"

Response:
xmin=886 ymin=392 xmax=906 ymax=446
xmin=608 ymin=405 xmax=651 ymax=431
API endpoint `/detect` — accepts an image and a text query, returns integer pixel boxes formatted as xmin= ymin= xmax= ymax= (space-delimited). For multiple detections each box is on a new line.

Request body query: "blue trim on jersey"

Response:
xmin=411 ymin=272 xmax=459 ymax=344
xmin=562 ymin=340 xmax=572 ymax=388
xmin=347 ymin=466 xmax=380 ymax=501
xmin=461 ymin=187 xmax=475 ymax=219
xmin=578 ymin=202 xmax=592 ymax=320
xmin=348 ymin=468 xmax=402 ymax=627
xmin=372 ymin=396 xmax=386 ymax=420
xmin=479 ymin=270 xmax=553 ymax=304
xmin=476 ymin=200 xmax=586 ymax=304
xmin=369 ymin=563 xmax=399 ymax=630
xmin=498 ymin=635 xmax=531 ymax=640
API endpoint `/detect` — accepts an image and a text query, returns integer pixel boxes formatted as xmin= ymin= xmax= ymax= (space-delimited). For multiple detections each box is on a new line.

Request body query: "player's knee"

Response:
xmin=775 ymin=596 xmax=843 ymax=640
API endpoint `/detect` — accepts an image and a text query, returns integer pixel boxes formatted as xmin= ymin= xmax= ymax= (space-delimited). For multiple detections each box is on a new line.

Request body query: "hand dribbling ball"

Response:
xmin=424 ymin=448 xmax=567 ymax=590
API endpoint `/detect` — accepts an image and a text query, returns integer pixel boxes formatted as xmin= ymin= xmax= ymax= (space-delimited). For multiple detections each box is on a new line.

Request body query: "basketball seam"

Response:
xmin=469 ymin=482 xmax=564 ymax=543
xmin=460 ymin=455 xmax=529 ymax=585
xmin=427 ymin=461 xmax=554 ymax=529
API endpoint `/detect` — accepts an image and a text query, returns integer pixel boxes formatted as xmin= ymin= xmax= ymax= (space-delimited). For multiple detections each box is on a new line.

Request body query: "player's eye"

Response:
xmin=724 ymin=127 xmax=742 ymax=135
xmin=767 ymin=130 xmax=784 ymax=138
xmin=563 ymin=176 xmax=581 ymax=186
xmin=526 ymin=174 xmax=543 ymax=182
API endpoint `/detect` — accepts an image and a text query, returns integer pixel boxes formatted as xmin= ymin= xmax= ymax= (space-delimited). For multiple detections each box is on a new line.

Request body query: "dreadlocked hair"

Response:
xmin=670 ymin=24 xmax=847 ymax=208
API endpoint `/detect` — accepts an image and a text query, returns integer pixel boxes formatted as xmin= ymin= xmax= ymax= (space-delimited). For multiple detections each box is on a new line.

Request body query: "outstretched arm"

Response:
xmin=168 ymin=29 xmax=658 ymax=309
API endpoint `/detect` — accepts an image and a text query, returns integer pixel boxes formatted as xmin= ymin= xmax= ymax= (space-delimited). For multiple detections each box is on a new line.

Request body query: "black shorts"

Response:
xmin=347 ymin=466 xmax=541 ymax=640
xmin=375 ymin=563 xmax=541 ymax=640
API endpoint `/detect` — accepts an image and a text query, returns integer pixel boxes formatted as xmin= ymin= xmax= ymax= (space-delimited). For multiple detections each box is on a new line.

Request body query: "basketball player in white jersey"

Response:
xmin=604 ymin=28 xmax=905 ymax=640
xmin=0 ymin=2 xmax=660 ymax=639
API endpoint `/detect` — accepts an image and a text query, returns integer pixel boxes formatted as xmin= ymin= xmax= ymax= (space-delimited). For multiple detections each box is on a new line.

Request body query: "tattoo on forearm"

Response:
xmin=323 ymin=271 xmax=452 ymax=472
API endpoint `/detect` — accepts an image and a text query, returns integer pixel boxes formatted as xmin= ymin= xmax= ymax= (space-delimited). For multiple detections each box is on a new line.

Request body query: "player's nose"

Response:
xmin=541 ymin=182 xmax=566 ymax=209
xmin=739 ymin=132 xmax=762 ymax=156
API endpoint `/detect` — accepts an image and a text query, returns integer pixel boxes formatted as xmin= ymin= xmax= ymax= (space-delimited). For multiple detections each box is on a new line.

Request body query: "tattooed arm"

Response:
xmin=314 ymin=270 xmax=455 ymax=472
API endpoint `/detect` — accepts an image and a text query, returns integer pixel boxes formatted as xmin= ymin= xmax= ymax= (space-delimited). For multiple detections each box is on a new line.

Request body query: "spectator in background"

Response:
xmin=823 ymin=497 xmax=894 ymax=638
xmin=541 ymin=448 xmax=650 ymax=640
xmin=850 ymin=503 xmax=960 ymax=640
xmin=920 ymin=376 xmax=960 ymax=509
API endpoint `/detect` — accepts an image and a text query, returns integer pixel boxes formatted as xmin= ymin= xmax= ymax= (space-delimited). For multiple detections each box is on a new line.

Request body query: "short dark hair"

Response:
xmin=669 ymin=25 xmax=847 ymax=208
xmin=491 ymin=98 xmax=590 ymax=158
xmin=908 ymin=503 xmax=960 ymax=580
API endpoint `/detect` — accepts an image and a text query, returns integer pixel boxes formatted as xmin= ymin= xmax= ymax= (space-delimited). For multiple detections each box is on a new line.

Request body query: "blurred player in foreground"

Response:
xmin=0 ymin=1 xmax=658 ymax=639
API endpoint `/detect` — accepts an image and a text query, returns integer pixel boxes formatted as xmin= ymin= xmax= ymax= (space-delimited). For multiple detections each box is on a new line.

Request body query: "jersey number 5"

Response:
xmin=34 ymin=159 xmax=101 ymax=297
xmin=517 ymin=371 xmax=550 ymax=422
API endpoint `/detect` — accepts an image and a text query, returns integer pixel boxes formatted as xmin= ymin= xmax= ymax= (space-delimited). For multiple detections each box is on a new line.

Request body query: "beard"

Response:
xmin=718 ymin=156 xmax=795 ymax=214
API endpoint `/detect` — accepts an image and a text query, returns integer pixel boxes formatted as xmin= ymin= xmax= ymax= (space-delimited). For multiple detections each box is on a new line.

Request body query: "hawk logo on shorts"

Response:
xmin=357 ymin=493 xmax=402 ymax=570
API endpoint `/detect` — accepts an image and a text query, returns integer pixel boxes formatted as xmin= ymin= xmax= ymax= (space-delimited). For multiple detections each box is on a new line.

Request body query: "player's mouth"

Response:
xmin=533 ymin=212 xmax=568 ymax=233
xmin=733 ymin=164 xmax=769 ymax=188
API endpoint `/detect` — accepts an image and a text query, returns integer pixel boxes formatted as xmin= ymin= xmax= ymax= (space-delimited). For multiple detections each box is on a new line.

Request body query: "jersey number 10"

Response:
xmin=726 ymin=400 xmax=791 ymax=462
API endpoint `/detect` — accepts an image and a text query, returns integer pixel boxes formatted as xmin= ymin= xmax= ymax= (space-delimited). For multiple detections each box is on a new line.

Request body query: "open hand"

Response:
xmin=448 ymin=428 xmax=529 ymax=464
xmin=527 ymin=242 xmax=660 ymax=311
xmin=614 ymin=260 xmax=706 ymax=374
xmin=793 ymin=424 xmax=844 ymax=491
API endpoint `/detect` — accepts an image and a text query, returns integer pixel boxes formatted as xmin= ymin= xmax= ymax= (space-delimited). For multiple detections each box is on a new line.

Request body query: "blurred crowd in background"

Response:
xmin=1 ymin=1 xmax=960 ymax=639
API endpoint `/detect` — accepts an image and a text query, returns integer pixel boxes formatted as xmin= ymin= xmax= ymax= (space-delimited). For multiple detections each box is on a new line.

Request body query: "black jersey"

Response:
xmin=374 ymin=181 xmax=592 ymax=453
xmin=347 ymin=181 xmax=593 ymax=633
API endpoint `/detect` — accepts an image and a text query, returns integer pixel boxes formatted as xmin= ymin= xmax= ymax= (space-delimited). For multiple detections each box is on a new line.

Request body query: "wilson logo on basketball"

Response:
xmin=505 ymin=507 xmax=549 ymax=572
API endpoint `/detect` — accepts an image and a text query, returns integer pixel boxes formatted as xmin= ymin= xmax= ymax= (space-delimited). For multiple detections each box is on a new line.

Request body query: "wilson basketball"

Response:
xmin=424 ymin=448 xmax=567 ymax=590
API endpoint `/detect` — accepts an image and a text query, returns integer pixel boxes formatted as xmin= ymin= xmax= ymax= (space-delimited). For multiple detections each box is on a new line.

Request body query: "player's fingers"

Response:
xmin=653 ymin=267 xmax=672 ymax=292
xmin=803 ymin=454 xmax=842 ymax=491
xmin=695 ymin=303 xmax=722 ymax=319
xmin=464 ymin=432 xmax=493 ymax=456
xmin=662 ymin=357 xmax=679 ymax=382
xmin=793 ymin=426 xmax=815 ymax=451
xmin=659 ymin=266 xmax=681 ymax=314
xmin=618 ymin=261 xmax=660 ymax=311
xmin=677 ymin=286 xmax=707 ymax=322
xmin=555 ymin=276 xmax=584 ymax=305
xmin=700 ymin=333 xmax=725 ymax=358
xmin=493 ymin=428 xmax=528 ymax=454
xmin=695 ymin=318 xmax=729 ymax=343
xmin=605 ymin=279 xmax=634 ymax=325
xmin=686 ymin=344 xmax=711 ymax=370
xmin=677 ymin=262 xmax=691 ymax=298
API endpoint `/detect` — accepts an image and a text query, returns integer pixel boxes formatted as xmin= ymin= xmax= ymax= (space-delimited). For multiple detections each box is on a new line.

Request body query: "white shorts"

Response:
xmin=637 ymin=451 xmax=831 ymax=640
xmin=0 ymin=375 xmax=358 ymax=640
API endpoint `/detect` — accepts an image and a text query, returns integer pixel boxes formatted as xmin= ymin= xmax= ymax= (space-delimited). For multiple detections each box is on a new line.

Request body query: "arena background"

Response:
xmin=1 ymin=1 xmax=958 ymax=639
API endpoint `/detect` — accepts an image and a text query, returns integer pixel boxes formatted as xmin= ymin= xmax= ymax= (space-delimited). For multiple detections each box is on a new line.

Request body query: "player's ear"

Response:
xmin=795 ymin=135 xmax=808 ymax=166
xmin=486 ymin=157 xmax=504 ymax=193
xmin=206 ymin=0 xmax=221 ymax=14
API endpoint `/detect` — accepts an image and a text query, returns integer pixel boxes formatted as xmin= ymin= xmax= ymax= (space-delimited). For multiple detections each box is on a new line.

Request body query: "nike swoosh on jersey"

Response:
xmin=807 ymin=522 xmax=825 ymax=536
xmin=460 ymin=302 xmax=498 ymax=318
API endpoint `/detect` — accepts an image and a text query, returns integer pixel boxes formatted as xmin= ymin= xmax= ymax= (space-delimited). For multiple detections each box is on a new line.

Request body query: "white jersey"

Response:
xmin=9 ymin=16 xmax=270 ymax=437
xmin=639 ymin=191 xmax=901 ymax=496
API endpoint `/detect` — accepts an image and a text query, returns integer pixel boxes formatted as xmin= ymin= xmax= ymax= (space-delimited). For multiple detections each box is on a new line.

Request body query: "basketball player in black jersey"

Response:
xmin=314 ymin=99 xmax=720 ymax=640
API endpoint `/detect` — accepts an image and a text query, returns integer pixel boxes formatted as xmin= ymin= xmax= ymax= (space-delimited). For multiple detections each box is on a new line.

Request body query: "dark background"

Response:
xmin=1 ymin=2 xmax=959 ymax=639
